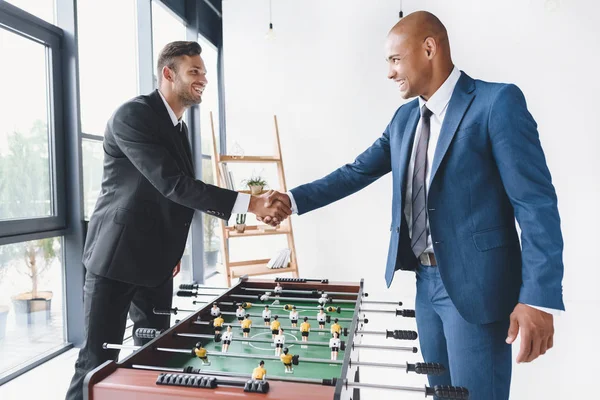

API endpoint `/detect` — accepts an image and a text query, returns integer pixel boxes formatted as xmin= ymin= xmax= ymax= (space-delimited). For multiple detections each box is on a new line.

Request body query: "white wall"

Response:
xmin=222 ymin=0 xmax=600 ymax=398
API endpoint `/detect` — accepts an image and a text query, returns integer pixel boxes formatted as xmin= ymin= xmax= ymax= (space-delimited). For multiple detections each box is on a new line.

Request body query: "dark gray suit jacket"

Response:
xmin=83 ymin=90 xmax=237 ymax=287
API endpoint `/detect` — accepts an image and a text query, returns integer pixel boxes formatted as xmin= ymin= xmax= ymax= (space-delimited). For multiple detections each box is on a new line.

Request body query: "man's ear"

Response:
xmin=162 ymin=66 xmax=173 ymax=82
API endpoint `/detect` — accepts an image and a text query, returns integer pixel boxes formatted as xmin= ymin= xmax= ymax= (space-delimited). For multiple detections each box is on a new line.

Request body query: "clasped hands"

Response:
xmin=248 ymin=190 xmax=292 ymax=227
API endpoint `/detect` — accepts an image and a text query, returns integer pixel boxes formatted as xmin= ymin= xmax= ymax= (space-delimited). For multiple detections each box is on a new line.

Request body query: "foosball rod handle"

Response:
xmin=275 ymin=277 xmax=329 ymax=284
xmin=177 ymin=290 xmax=196 ymax=297
xmin=406 ymin=362 xmax=446 ymax=376
xmin=179 ymin=283 xmax=228 ymax=291
xmin=386 ymin=329 xmax=418 ymax=340
xmin=426 ymin=385 xmax=470 ymax=399
xmin=153 ymin=307 xmax=178 ymax=315
xmin=135 ymin=328 xmax=163 ymax=339
xmin=396 ymin=309 xmax=416 ymax=318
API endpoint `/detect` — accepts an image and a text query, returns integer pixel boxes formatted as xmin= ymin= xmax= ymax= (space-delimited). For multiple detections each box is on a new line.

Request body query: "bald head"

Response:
xmin=390 ymin=11 xmax=450 ymax=55
xmin=385 ymin=11 xmax=454 ymax=100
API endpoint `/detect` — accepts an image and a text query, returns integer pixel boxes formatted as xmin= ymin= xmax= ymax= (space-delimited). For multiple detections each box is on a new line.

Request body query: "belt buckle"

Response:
xmin=420 ymin=253 xmax=434 ymax=266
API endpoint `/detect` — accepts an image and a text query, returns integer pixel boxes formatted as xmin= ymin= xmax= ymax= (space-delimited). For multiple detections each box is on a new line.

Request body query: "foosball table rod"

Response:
xmin=241 ymin=287 xmax=363 ymax=297
xmin=359 ymin=307 xmax=416 ymax=318
xmin=229 ymin=293 xmax=357 ymax=305
xmin=194 ymin=301 xmax=346 ymax=315
xmin=103 ymin=343 xmax=442 ymax=375
xmin=179 ymin=284 xmax=230 ymax=291
xmin=356 ymin=329 xmax=419 ymax=340
xmin=343 ymin=381 xmax=469 ymax=399
xmin=175 ymin=332 xmax=341 ymax=348
xmin=351 ymin=343 xmax=418 ymax=353
xmin=192 ymin=320 xmax=352 ymax=336
xmin=177 ymin=290 xmax=223 ymax=298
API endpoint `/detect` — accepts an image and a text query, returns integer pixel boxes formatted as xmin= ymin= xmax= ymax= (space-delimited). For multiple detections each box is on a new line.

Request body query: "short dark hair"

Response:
xmin=157 ymin=41 xmax=202 ymax=85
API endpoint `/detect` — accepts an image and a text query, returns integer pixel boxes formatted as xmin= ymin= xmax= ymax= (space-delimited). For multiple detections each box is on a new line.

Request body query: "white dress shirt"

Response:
xmin=287 ymin=68 xmax=559 ymax=316
xmin=158 ymin=90 xmax=250 ymax=214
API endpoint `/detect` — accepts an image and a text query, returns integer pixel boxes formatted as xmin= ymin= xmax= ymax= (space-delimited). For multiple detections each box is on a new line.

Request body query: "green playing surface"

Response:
xmin=164 ymin=300 xmax=357 ymax=380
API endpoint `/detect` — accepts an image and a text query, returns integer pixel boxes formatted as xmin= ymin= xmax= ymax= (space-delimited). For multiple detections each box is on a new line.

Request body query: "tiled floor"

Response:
xmin=0 ymin=271 xmax=229 ymax=400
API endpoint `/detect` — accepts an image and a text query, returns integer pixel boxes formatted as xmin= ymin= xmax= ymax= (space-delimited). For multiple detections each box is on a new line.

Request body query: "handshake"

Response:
xmin=248 ymin=190 xmax=292 ymax=227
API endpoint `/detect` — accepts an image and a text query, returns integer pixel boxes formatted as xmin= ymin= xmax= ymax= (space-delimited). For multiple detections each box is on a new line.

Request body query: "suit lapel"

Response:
xmin=429 ymin=73 xmax=476 ymax=187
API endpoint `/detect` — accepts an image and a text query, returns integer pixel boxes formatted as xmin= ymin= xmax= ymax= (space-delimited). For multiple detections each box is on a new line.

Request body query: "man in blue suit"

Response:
xmin=262 ymin=11 xmax=564 ymax=399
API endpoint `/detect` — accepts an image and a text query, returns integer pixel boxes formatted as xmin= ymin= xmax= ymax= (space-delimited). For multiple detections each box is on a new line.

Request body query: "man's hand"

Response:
xmin=173 ymin=261 xmax=181 ymax=278
xmin=506 ymin=303 xmax=554 ymax=363
xmin=249 ymin=190 xmax=292 ymax=226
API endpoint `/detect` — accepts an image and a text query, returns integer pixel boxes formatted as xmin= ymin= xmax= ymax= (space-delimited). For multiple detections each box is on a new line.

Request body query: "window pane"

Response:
xmin=202 ymin=158 xmax=222 ymax=278
xmin=78 ymin=0 xmax=138 ymax=135
xmin=198 ymin=36 xmax=220 ymax=155
xmin=4 ymin=0 xmax=55 ymax=24
xmin=82 ymin=139 xmax=104 ymax=220
xmin=152 ymin=0 xmax=187 ymax=88
xmin=0 ymin=27 xmax=53 ymax=221
xmin=0 ymin=237 xmax=66 ymax=380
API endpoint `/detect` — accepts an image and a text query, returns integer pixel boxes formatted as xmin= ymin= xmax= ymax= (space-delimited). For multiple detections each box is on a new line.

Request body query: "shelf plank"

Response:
xmin=230 ymin=262 xmax=297 ymax=278
xmin=219 ymin=155 xmax=281 ymax=163
xmin=226 ymin=225 xmax=291 ymax=238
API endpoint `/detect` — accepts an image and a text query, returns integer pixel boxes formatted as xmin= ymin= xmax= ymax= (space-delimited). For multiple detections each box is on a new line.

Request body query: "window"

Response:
xmin=0 ymin=237 xmax=66 ymax=381
xmin=0 ymin=27 xmax=53 ymax=222
xmin=151 ymin=0 xmax=187 ymax=88
xmin=78 ymin=0 xmax=138 ymax=136
xmin=81 ymin=140 xmax=105 ymax=220
xmin=4 ymin=0 xmax=55 ymax=24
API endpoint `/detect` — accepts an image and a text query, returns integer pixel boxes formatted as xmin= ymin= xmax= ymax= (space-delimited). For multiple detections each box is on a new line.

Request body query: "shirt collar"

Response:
xmin=158 ymin=89 xmax=182 ymax=129
xmin=418 ymin=66 xmax=461 ymax=117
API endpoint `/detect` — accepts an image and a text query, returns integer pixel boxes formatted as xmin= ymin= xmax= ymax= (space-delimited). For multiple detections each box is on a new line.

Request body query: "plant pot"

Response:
xmin=205 ymin=250 xmax=219 ymax=267
xmin=0 ymin=305 xmax=9 ymax=341
xmin=11 ymin=291 xmax=53 ymax=326
xmin=249 ymin=185 xmax=263 ymax=195
xmin=234 ymin=224 xmax=246 ymax=233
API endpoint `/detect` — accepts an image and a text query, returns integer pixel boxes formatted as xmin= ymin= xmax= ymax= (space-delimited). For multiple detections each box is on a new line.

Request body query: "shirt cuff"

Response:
xmin=231 ymin=193 xmax=251 ymax=214
xmin=524 ymin=304 xmax=563 ymax=316
xmin=287 ymin=191 xmax=298 ymax=214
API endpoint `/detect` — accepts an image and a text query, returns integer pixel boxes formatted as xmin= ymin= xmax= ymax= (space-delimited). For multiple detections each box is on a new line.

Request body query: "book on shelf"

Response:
xmin=267 ymin=248 xmax=291 ymax=269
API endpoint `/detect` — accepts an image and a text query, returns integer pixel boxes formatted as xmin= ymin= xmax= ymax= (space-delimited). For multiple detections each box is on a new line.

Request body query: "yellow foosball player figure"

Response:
xmin=283 ymin=304 xmax=294 ymax=311
xmin=241 ymin=314 xmax=252 ymax=338
xmin=252 ymin=360 xmax=267 ymax=381
xmin=300 ymin=317 xmax=311 ymax=343
xmin=221 ymin=325 xmax=233 ymax=352
xmin=329 ymin=331 xmax=341 ymax=361
xmin=317 ymin=306 xmax=327 ymax=332
xmin=330 ymin=318 xmax=341 ymax=336
xmin=236 ymin=303 xmax=246 ymax=323
xmin=213 ymin=313 xmax=224 ymax=335
xmin=194 ymin=342 xmax=211 ymax=366
xmin=289 ymin=306 xmax=299 ymax=327
xmin=280 ymin=347 xmax=294 ymax=374
xmin=270 ymin=315 xmax=281 ymax=339
xmin=262 ymin=305 xmax=272 ymax=326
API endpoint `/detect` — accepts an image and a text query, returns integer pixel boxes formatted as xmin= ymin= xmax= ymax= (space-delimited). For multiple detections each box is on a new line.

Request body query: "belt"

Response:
xmin=419 ymin=252 xmax=437 ymax=267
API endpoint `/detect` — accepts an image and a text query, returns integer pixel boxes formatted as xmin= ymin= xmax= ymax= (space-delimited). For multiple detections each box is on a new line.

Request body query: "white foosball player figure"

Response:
xmin=274 ymin=328 xmax=286 ymax=356
xmin=210 ymin=302 xmax=220 ymax=317
xmin=262 ymin=305 xmax=272 ymax=326
xmin=221 ymin=325 xmax=233 ymax=352
xmin=329 ymin=331 xmax=341 ymax=360
xmin=289 ymin=306 xmax=299 ymax=327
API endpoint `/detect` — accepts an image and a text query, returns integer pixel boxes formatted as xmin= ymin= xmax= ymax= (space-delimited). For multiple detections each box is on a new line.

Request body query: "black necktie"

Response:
xmin=411 ymin=106 xmax=433 ymax=258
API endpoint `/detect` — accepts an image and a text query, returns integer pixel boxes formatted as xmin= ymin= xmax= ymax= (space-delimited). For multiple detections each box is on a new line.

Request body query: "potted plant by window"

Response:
xmin=242 ymin=176 xmax=268 ymax=195
xmin=235 ymin=214 xmax=247 ymax=233
xmin=203 ymin=216 xmax=219 ymax=267
xmin=10 ymin=238 xmax=58 ymax=325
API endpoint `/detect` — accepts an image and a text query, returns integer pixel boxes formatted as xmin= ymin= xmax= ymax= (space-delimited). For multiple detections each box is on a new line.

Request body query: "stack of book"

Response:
xmin=267 ymin=248 xmax=291 ymax=269
xmin=220 ymin=163 xmax=236 ymax=190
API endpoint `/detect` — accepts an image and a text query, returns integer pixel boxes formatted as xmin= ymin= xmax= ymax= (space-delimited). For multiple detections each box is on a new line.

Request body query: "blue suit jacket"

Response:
xmin=290 ymin=72 xmax=565 ymax=324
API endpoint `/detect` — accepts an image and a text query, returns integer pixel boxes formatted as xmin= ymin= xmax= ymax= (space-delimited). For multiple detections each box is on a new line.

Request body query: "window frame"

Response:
xmin=0 ymin=2 xmax=67 ymax=241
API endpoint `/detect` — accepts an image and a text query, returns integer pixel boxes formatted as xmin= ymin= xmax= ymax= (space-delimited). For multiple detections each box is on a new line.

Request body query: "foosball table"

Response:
xmin=84 ymin=277 xmax=469 ymax=399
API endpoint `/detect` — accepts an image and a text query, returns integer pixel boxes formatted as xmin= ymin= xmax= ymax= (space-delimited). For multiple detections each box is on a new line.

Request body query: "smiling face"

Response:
xmin=385 ymin=32 xmax=434 ymax=100
xmin=167 ymin=54 xmax=207 ymax=107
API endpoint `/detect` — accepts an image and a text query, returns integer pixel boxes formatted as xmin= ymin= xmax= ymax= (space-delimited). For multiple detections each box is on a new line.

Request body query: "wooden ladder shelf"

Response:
xmin=209 ymin=113 xmax=300 ymax=286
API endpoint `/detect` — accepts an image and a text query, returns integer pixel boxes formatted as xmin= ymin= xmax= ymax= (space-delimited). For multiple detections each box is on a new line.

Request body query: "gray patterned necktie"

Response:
xmin=411 ymin=105 xmax=433 ymax=258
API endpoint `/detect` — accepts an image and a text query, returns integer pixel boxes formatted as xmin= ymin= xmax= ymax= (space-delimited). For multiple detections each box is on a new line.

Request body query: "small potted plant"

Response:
xmin=235 ymin=214 xmax=247 ymax=233
xmin=242 ymin=175 xmax=268 ymax=195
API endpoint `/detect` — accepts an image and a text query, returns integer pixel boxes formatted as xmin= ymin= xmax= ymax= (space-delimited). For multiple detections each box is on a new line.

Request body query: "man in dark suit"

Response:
xmin=261 ymin=12 xmax=564 ymax=399
xmin=66 ymin=41 xmax=291 ymax=400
